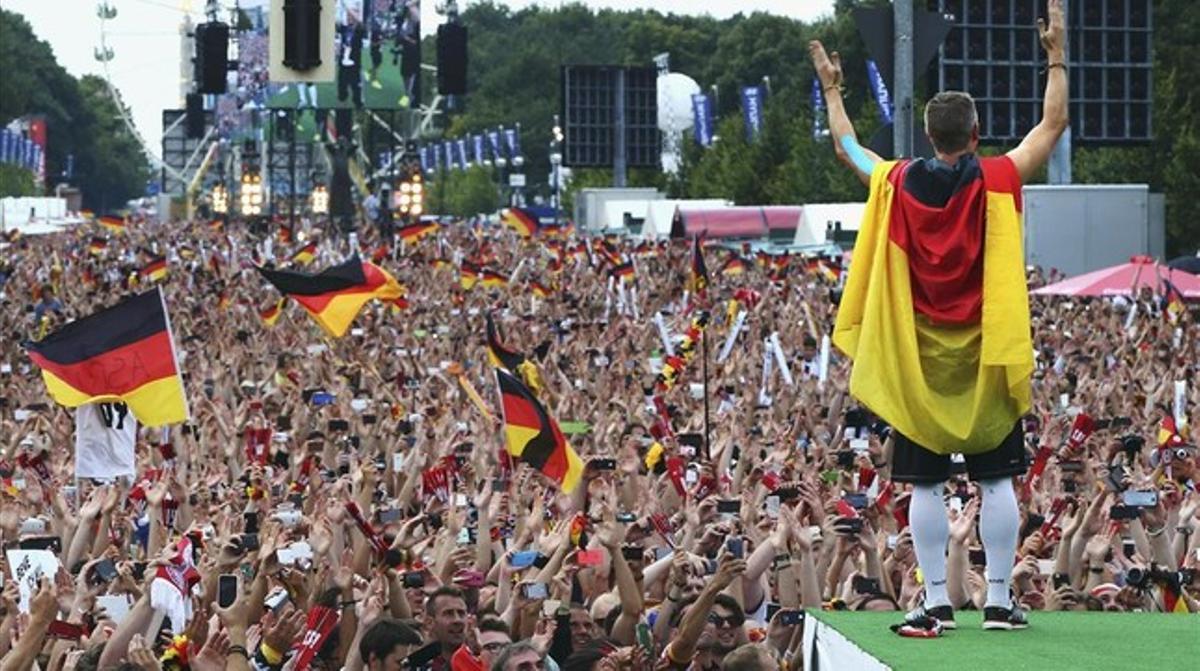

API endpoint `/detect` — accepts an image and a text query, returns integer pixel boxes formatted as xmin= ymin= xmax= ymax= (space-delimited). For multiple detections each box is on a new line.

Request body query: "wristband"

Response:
xmin=260 ymin=642 xmax=284 ymax=665
xmin=228 ymin=646 xmax=249 ymax=659
xmin=1146 ymin=525 xmax=1167 ymax=537
xmin=823 ymin=85 xmax=843 ymax=94
xmin=1044 ymin=62 xmax=1067 ymax=73
xmin=1088 ymin=566 xmax=1104 ymax=574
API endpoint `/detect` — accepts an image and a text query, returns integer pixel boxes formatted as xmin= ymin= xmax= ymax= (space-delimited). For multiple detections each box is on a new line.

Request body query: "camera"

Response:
xmin=1126 ymin=564 xmax=1195 ymax=592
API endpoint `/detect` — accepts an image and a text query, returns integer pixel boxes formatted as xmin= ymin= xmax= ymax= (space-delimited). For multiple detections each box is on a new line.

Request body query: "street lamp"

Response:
xmin=550 ymin=114 xmax=563 ymax=226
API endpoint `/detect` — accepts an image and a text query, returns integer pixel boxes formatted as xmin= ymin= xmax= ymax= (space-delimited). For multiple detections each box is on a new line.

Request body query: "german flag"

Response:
xmin=530 ymin=281 xmax=552 ymax=298
xmin=371 ymin=245 xmax=391 ymax=264
xmin=88 ymin=237 xmax=107 ymax=255
xmin=24 ymin=287 xmax=188 ymax=427
xmin=208 ymin=219 xmax=223 ymax=232
xmin=257 ymin=256 xmax=404 ymax=338
xmin=501 ymin=207 xmax=539 ymax=238
xmin=689 ymin=236 xmax=709 ymax=295
xmin=611 ymin=261 xmax=636 ymax=284
xmin=139 ymin=256 xmax=168 ymax=282
xmin=721 ymin=257 xmax=747 ymax=276
xmin=390 ymin=296 xmax=410 ymax=315
xmin=432 ymin=257 xmax=453 ymax=271
xmin=1164 ymin=277 xmax=1186 ymax=325
xmin=259 ymin=298 xmax=286 ymax=327
xmin=482 ymin=269 xmax=509 ymax=288
xmin=1158 ymin=414 xmax=1185 ymax=448
xmin=79 ymin=209 xmax=95 ymax=221
xmin=291 ymin=242 xmax=317 ymax=266
xmin=460 ymin=261 xmax=480 ymax=290
xmin=486 ymin=313 xmax=543 ymax=394
xmin=399 ymin=221 xmax=438 ymax=244
xmin=833 ymin=156 xmax=1032 ymax=456
xmin=99 ymin=215 xmax=126 ymax=234
xmin=495 ymin=367 xmax=582 ymax=493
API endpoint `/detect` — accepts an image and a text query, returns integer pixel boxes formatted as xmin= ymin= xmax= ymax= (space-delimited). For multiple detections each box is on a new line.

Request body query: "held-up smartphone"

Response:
xmin=328 ymin=419 xmax=350 ymax=433
xmin=1122 ymin=490 xmax=1158 ymax=507
xmin=363 ymin=414 xmax=377 ymax=425
xmin=91 ymin=559 xmax=119 ymax=585
xmin=616 ymin=512 xmax=636 ymax=523
xmin=780 ymin=610 xmax=805 ymax=625
xmin=842 ymin=493 xmax=869 ymax=510
xmin=1052 ymin=573 xmax=1072 ymax=589
xmin=716 ymin=499 xmax=741 ymax=514
xmin=775 ymin=487 xmax=801 ymax=503
xmin=621 ymin=546 xmax=644 ymax=561
xmin=18 ymin=536 xmax=61 ymax=553
xmin=589 ymin=458 xmax=617 ymax=471
xmin=241 ymin=534 xmax=260 ymax=552
xmin=311 ymin=391 xmax=335 ymax=406
xmin=726 ymin=537 xmax=745 ymax=559
xmin=510 ymin=551 xmax=541 ymax=569
xmin=131 ymin=562 xmax=147 ymax=582
xmin=576 ymin=550 xmax=605 ymax=566
xmin=1109 ymin=504 xmax=1141 ymax=520
xmin=218 ymin=574 xmax=238 ymax=608
xmin=379 ymin=509 xmax=403 ymax=524
xmin=403 ymin=572 xmax=426 ymax=589
xmin=522 ymin=582 xmax=550 ymax=600
xmin=244 ymin=512 xmax=259 ymax=534
xmin=852 ymin=576 xmax=881 ymax=595
xmin=47 ymin=620 xmax=85 ymax=640
xmin=968 ymin=548 xmax=987 ymax=566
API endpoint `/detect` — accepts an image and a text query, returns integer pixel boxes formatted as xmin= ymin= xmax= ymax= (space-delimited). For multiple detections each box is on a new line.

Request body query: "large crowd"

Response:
xmin=0 ymin=210 xmax=1196 ymax=671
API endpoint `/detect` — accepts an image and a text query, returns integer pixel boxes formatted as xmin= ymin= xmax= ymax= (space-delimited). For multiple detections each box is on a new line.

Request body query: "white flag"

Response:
xmin=75 ymin=402 xmax=138 ymax=479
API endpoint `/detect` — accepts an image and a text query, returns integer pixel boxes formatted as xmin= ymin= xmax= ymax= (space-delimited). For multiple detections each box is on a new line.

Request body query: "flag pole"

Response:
xmin=702 ymin=327 xmax=711 ymax=461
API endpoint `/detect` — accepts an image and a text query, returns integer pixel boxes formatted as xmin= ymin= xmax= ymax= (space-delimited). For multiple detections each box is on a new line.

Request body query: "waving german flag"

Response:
xmin=530 ymin=281 xmax=552 ymax=298
xmin=482 ymin=269 xmax=509 ymax=288
xmin=689 ymin=236 xmax=709 ymax=296
xmin=460 ymin=261 xmax=480 ymax=290
xmin=495 ymin=368 xmax=582 ymax=493
xmin=833 ymin=156 xmax=1032 ymax=455
xmin=487 ymin=313 xmax=543 ymax=393
xmin=88 ymin=237 xmax=107 ymax=255
xmin=24 ymin=287 xmax=188 ymax=427
xmin=291 ymin=241 xmax=317 ymax=265
xmin=399 ymin=221 xmax=438 ymax=244
xmin=99 ymin=215 xmax=126 ymax=234
xmin=257 ymin=256 xmax=404 ymax=338
xmin=259 ymin=298 xmax=286 ymax=327
xmin=501 ymin=207 xmax=539 ymax=238
xmin=611 ymin=261 xmax=636 ymax=284
xmin=139 ymin=256 xmax=168 ymax=282
xmin=720 ymin=257 xmax=746 ymax=276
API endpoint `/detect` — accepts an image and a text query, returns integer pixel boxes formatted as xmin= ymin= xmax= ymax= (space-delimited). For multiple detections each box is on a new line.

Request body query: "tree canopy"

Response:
xmin=0 ymin=9 xmax=149 ymax=211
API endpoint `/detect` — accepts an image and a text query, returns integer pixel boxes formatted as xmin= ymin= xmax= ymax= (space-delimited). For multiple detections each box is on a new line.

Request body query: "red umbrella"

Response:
xmin=1031 ymin=255 xmax=1200 ymax=299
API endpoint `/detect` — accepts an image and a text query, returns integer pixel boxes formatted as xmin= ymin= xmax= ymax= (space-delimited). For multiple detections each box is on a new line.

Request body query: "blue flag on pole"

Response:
xmin=866 ymin=60 xmax=893 ymax=124
xmin=456 ymin=138 xmax=469 ymax=168
xmin=487 ymin=130 xmax=503 ymax=160
xmin=692 ymin=93 xmax=714 ymax=147
xmin=419 ymin=146 xmax=430 ymax=173
xmin=741 ymin=85 xmax=764 ymax=141
xmin=472 ymin=134 xmax=485 ymax=164
xmin=811 ymin=78 xmax=828 ymax=140
xmin=504 ymin=126 xmax=521 ymax=159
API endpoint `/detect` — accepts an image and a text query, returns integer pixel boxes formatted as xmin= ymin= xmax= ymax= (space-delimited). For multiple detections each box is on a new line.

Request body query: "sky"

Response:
xmin=3 ymin=0 xmax=834 ymax=159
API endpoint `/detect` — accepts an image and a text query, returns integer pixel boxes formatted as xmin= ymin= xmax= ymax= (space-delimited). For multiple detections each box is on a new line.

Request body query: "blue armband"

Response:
xmin=839 ymin=135 xmax=877 ymax=175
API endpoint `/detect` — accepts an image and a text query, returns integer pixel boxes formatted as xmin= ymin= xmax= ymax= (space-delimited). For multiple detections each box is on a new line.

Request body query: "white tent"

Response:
xmin=792 ymin=202 xmax=866 ymax=246
xmin=642 ymin=199 xmax=730 ymax=239
xmin=598 ymin=199 xmax=654 ymax=233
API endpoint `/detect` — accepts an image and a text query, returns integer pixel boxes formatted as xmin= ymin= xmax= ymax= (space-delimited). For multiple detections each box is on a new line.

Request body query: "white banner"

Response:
xmin=818 ymin=334 xmax=831 ymax=386
xmin=771 ymin=332 xmax=794 ymax=387
xmin=1174 ymin=380 xmax=1188 ymax=427
xmin=654 ymin=312 xmax=675 ymax=356
xmin=6 ymin=549 xmax=61 ymax=612
xmin=718 ymin=310 xmax=747 ymax=363
xmin=75 ymin=402 xmax=138 ymax=479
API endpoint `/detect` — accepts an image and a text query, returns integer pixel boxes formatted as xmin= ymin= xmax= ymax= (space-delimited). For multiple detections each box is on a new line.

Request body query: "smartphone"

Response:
xmin=849 ymin=438 xmax=869 ymax=453
xmin=363 ymin=414 xmax=377 ymax=425
xmin=842 ymin=493 xmax=868 ymax=510
xmin=403 ymin=572 xmax=426 ymax=588
xmin=241 ymin=533 xmax=260 ymax=552
xmin=131 ymin=562 xmax=147 ymax=582
xmin=851 ymin=575 xmax=881 ymax=595
xmin=510 ymin=551 xmax=541 ymax=569
xmin=765 ymin=495 xmax=781 ymax=520
xmin=1058 ymin=461 xmax=1083 ymax=473
xmin=1052 ymin=573 xmax=1071 ymax=589
xmin=265 ymin=590 xmax=289 ymax=613
xmin=621 ymin=546 xmax=644 ymax=561
xmin=775 ymin=487 xmax=801 ymax=502
xmin=18 ymin=536 xmax=62 ymax=553
xmin=716 ymin=499 xmax=741 ymax=514
xmin=836 ymin=450 xmax=855 ymax=469
xmin=522 ymin=582 xmax=550 ymax=600
xmin=92 ymin=559 xmax=119 ymax=584
xmin=1121 ymin=490 xmax=1158 ymax=507
xmin=589 ymin=458 xmax=617 ymax=471
xmin=311 ymin=391 xmax=335 ymax=406
xmin=379 ymin=509 xmax=403 ymax=524
xmin=47 ymin=620 xmax=85 ymax=640
xmin=779 ymin=610 xmax=805 ymax=626
xmin=1109 ymin=505 xmax=1141 ymax=520
xmin=726 ymin=537 xmax=745 ymax=559
xmin=328 ymin=419 xmax=350 ymax=433
xmin=244 ymin=512 xmax=260 ymax=534
xmin=576 ymin=550 xmax=605 ymax=567
xmin=218 ymin=574 xmax=238 ymax=608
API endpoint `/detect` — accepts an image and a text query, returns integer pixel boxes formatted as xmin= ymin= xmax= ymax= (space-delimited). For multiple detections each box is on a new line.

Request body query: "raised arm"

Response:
xmin=1006 ymin=0 xmax=1069 ymax=181
xmin=809 ymin=40 xmax=882 ymax=187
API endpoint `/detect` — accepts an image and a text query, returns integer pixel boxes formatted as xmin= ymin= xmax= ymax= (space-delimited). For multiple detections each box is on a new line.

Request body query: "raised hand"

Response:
xmin=807 ymin=41 xmax=843 ymax=90
xmin=1038 ymin=0 xmax=1066 ymax=55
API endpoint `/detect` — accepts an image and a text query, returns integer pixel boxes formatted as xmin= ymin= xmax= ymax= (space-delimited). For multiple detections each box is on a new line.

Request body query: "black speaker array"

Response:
xmin=185 ymin=93 xmax=205 ymax=139
xmin=194 ymin=22 xmax=229 ymax=94
xmin=282 ymin=0 xmax=322 ymax=70
xmin=437 ymin=23 xmax=468 ymax=95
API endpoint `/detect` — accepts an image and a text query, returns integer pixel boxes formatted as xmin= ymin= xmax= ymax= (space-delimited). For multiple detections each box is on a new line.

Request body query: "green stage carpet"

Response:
xmin=809 ymin=610 xmax=1199 ymax=670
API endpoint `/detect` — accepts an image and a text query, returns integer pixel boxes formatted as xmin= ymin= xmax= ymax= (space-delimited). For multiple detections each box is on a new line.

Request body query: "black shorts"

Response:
xmin=891 ymin=421 xmax=1027 ymax=484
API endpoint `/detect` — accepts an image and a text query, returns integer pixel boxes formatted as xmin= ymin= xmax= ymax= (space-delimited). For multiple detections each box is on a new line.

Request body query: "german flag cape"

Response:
xmin=486 ymin=314 xmax=542 ymax=393
xmin=833 ymin=156 xmax=1032 ymax=455
xmin=495 ymin=368 xmax=582 ymax=493
xmin=256 ymin=256 xmax=403 ymax=338
xmin=24 ymin=287 xmax=188 ymax=427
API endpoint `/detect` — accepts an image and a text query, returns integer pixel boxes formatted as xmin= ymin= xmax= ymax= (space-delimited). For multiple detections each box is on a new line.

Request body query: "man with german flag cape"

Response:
xmin=811 ymin=0 xmax=1068 ymax=634
xmin=256 ymin=256 xmax=403 ymax=338
xmin=24 ymin=286 xmax=188 ymax=427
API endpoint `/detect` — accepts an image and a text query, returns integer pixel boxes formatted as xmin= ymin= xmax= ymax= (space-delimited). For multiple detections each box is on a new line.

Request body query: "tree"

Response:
xmin=428 ymin=165 xmax=501 ymax=218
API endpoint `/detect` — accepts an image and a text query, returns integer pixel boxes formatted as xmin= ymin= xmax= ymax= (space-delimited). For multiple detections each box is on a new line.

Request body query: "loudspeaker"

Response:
xmin=282 ymin=0 xmax=322 ymax=70
xmin=437 ymin=23 xmax=468 ymax=96
xmin=194 ymin=22 xmax=229 ymax=94
xmin=185 ymin=93 xmax=205 ymax=139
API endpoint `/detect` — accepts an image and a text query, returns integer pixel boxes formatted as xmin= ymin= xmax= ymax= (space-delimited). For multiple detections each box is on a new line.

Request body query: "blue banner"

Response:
xmin=487 ymin=130 xmax=503 ymax=160
xmin=811 ymin=78 xmax=827 ymax=140
xmin=456 ymin=138 xmax=469 ymax=168
xmin=419 ymin=146 xmax=430 ymax=173
xmin=442 ymin=141 xmax=455 ymax=170
xmin=472 ymin=134 xmax=485 ymax=164
xmin=866 ymin=60 xmax=893 ymax=125
xmin=741 ymin=85 xmax=764 ymax=141
xmin=691 ymin=93 xmax=714 ymax=147
xmin=504 ymin=126 xmax=520 ymax=159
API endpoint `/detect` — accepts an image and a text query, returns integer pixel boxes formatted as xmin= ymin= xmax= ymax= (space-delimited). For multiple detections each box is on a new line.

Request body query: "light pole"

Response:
xmin=550 ymin=114 xmax=563 ymax=226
